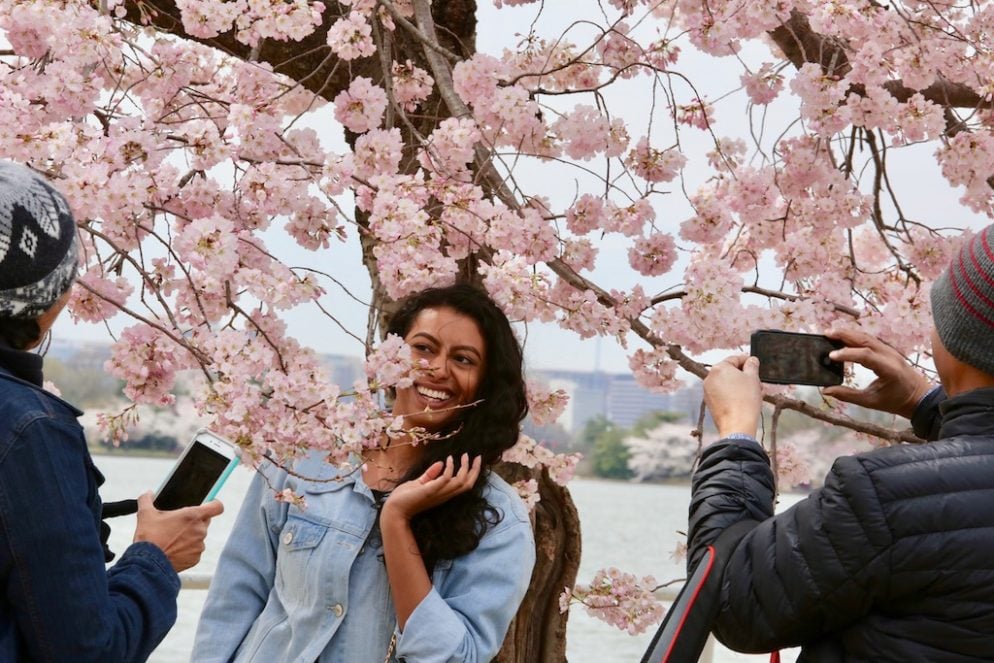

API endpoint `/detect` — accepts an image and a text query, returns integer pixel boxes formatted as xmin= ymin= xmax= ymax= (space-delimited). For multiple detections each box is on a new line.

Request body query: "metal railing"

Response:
xmin=179 ymin=573 xmax=213 ymax=590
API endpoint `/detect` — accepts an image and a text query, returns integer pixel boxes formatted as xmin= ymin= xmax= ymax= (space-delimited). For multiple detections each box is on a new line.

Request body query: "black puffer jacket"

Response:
xmin=688 ymin=387 xmax=994 ymax=661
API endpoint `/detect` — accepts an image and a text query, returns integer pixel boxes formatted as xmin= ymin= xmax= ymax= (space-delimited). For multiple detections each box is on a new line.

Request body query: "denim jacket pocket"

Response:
xmin=280 ymin=516 xmax=327 ymax=552
xmin=274 ymin=516 xmax=331 ymax=611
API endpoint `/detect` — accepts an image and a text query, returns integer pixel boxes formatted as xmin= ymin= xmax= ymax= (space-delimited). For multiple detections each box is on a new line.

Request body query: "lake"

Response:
xmin=95 ymin=455 xmax=801 ymax=662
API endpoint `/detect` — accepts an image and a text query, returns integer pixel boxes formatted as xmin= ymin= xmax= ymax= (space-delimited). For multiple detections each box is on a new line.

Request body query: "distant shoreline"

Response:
xmin=89 ymin=447 xmax=179 ymax=460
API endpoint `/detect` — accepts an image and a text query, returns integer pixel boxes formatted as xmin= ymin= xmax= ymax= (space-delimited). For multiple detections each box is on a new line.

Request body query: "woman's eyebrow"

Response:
xmin=410 ymin=332 xmax=483 ymax=359
xmin=452 ymin=345 xmax=483 ymax=359
xmin=410 ymin=331 xmax=439 ymax=344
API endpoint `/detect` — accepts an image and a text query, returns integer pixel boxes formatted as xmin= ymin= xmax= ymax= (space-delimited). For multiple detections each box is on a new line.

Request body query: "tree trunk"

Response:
xmin=494 ymin=463 xmax=581 ymax=662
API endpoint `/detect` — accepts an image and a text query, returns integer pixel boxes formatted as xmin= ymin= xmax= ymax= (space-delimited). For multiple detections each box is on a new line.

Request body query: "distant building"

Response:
xmin=532 ymin=368 xmax=703 ymax=432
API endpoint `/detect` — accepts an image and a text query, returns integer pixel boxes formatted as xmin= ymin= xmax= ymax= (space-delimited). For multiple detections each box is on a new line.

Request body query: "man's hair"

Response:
xmin=0 ymin=317 xmax=42 ymax=350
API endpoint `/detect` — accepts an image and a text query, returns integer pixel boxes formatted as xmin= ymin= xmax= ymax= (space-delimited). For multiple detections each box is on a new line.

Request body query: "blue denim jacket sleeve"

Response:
xmin=395 ymin=475 xmax=536 ymax=663
xmin=192 ymin=463 xmax=287 ymax=662
xmin=0 ymin=414 xmax=180 ymax=662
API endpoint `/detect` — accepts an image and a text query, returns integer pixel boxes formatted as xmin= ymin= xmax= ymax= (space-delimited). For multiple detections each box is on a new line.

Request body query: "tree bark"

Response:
xmin=494 ymin=463 xmax=581 ymax=662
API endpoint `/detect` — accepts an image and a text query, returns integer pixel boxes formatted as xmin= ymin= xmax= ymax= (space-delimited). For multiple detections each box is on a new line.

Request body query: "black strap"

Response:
xmin=641 ymin=519 xmax=758 ymax=663
xmin=102 ymin=499 xmax=138 ymax=518
xmin=99 ymin=499 xmax=139 ymax=562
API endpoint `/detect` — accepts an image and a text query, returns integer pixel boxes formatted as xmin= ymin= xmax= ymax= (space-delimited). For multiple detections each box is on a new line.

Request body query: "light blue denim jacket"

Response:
xmin=192 ymin=453 xmax=535 ymax=662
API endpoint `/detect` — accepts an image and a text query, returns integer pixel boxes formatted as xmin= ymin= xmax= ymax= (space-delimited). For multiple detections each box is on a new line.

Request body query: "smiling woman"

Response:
xmin=390 ymin=306 xmax=486 ymax=435
xmin=192 ymin=283 xmax=536 ymax=663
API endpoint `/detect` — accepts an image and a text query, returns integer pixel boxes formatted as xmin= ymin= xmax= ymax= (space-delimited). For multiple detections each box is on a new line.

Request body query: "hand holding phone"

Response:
xmin=134 ymin=492 xmax=224 ymax=572
xmin=703 ymin=355 xmax=762 ymax=439
xmin=821 ymin=329 xmax=932 ymax=418
xmin=750 ymin=330 xmax=844 ymax=387
xmin=153 ymin=429 xmax=239 ymax=511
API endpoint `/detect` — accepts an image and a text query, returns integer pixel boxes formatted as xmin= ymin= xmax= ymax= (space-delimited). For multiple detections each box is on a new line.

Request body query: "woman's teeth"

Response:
xmin=417 ymin=386 xmax=450 ymax=401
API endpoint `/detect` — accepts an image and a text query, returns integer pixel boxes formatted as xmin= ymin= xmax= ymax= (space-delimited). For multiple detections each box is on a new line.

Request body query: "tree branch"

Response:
xmin=769 ymin=10 xmax=991 ymax=110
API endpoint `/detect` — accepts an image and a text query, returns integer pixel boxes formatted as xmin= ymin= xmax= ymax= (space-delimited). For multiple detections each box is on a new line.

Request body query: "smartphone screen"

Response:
xmin=153 ymin=441 xmax=233 ymax=510
xmin=750 ymin=330 xmax=844 ymax=386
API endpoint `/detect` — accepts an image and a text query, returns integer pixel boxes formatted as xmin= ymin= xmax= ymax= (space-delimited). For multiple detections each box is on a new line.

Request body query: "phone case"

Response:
xmin=750 ymin=330 xmax=844 ymax=387
xmin=154 ymin=429 xmax=239 ymax=510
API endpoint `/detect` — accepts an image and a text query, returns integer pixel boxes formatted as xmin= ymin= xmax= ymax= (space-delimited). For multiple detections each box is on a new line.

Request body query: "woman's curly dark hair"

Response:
xmin=385 ymin=283 xmax=528 ymax=569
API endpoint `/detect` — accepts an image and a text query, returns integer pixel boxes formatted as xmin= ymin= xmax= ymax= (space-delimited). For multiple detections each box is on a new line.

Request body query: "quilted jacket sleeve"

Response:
xmin=688 ymin=438 xmax=893 ymax=653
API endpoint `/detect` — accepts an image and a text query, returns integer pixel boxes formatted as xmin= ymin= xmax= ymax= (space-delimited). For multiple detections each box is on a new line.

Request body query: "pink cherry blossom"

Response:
xmin=625 ymin=137 xmax=686 ymax=183
xmin=567 ymin=567 xmax=664 ymax=635
xmin=333 ymin=76 xmax=387 ymax=134
xmin=105 ymin=326 xmax=184 ymax=407
xmin=628 ymin=232 xmax=678 ymax=276
xmin=326 ymin=11 xmax=375 ymax=61
xmin=69 ymin=272 xmax=133 ymax=324
xmin=741 ymin=62 xmax=784 ymax=105
xmin=392 ymin=60 xmax=434 ymax=112
xmin=525 ymin=381 xmax=569 ymax=426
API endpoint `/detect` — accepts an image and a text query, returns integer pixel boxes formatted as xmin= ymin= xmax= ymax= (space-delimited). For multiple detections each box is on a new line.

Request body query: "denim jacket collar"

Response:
xmin=0 ymin=339 xmax=43 ymax=387
xmin=294 ymin=455 xmax=376 ymax=504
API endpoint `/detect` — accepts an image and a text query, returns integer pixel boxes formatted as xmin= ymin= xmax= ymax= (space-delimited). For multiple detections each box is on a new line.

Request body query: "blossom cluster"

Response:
xmin=563 ymin=567 xmax=665 ymax=635
xmin=503 ymin=434 xmax=580 ymax=487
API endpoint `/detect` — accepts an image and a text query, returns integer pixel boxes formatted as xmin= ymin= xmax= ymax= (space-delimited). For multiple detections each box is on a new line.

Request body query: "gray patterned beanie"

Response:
xmin=0 ymin=161 xmax=79 ymax=320
xmin=931 ymin=224 xmax=994 ymax=376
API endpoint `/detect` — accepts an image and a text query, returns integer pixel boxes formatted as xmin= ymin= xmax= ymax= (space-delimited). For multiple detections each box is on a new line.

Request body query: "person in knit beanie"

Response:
xmin=929 ymin=224 xmax=994 ymax=378
xmin=670 ymin=223 xmax=994 ymax=660
xmin=0 ymin=161 xmax=225 ymax=663
xmin=0 ymin=160 xmax=79 ymax=350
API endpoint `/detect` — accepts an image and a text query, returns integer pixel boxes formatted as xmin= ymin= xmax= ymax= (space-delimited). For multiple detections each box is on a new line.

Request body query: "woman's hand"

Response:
xmin=704 ymin=355 xmax=762 ymax=439
xmin=821 ymin=329 xmax=931 ymax=419
xmin=381 ymin=453 xmax=482 ymax=523
xmin=379 ymin=453 xmax=482 ymax=629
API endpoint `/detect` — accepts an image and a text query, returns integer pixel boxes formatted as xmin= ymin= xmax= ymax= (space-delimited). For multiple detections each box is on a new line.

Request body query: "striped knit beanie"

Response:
xmin=931 ymin=225 xmax=994 ymax=376
xmin=0 ymin=162 xmax=79 ymax=320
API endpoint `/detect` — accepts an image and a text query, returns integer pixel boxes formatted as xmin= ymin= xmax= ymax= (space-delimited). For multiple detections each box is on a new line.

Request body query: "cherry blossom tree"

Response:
xmin=3 ymin=0 xmax=993 ymax=655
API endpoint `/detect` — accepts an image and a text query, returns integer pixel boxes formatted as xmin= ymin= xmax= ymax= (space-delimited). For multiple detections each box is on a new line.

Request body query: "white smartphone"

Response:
xmin=153 ymin=428 xmax=239 ymax=510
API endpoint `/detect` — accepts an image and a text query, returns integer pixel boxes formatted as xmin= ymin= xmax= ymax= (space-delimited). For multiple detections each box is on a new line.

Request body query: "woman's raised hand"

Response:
xmin=381 ymin=453 xmax=482 ymax=522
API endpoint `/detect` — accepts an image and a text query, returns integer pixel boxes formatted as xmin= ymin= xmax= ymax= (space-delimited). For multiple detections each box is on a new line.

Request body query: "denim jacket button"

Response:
xmin=282 ymin=531 xmax=293 ymax=545
xmin=331 ymin=603 xmax=344 ymax=617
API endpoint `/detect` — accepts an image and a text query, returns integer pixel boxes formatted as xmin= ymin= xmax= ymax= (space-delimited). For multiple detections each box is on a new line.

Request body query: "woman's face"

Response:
xmin=393 ymin=306 xmax=487 ymax=432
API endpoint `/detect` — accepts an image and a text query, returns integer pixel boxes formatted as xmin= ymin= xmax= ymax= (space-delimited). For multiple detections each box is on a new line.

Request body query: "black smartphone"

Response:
xmin=750 ymin=330 xmax=844 ymax=387
xmin=153 ymin=429 xmax=238 ymax=510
